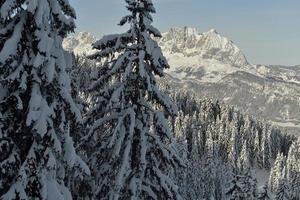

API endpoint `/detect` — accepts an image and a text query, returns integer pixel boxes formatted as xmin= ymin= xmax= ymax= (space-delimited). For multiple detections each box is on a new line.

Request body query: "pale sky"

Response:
xmin=69 ymin=0 xmax=300 ymax=66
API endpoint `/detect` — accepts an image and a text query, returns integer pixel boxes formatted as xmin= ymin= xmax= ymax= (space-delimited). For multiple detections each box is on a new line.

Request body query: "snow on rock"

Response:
xmin=257 ymin=65 xmax=270 ymax=76
xmin=63 ymin=28 xmax=249 ymax=83
xmin=165 ymin=53 xmax=242 ymax=83
xmin=63 ymin=32 xmax=97 ymax=55
xmin=63 ymin=27 xmax=248 ymax=67
xmin=158 ymin=26 xmax=248 ymax=67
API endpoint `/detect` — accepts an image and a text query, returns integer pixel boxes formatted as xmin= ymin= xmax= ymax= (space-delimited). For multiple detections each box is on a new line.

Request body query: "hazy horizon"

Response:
xmin=69 ymin=0 xmax=300 ymax=66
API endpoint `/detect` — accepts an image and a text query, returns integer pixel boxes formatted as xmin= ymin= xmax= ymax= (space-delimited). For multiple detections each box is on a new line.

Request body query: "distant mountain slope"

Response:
xmin=158 ymin=27 xmax=248 ymax=66
xmin=165 ymin=68 xmax=300 ymax=135
xmin=63 ymin=28 xmax=300 ymax=135
xmin=63 ymin=32 xmax=97 ymax=55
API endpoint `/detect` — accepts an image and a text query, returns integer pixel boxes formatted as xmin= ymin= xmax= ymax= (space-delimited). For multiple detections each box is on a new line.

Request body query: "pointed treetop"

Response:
xmin=119 ymin=0 xmax=161 ymax=37
xmin=125 ymin=0 xmax=156 ymax=13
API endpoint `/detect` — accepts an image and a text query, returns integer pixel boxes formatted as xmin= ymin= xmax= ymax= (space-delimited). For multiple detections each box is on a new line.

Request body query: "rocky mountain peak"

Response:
xmin=63 ymin=31 xmax=96 ymax=55
xmin=158 ymin=27 xmax=248 ymax=67
xmin=63 ymin=27 xmax=248 ymax=66
xmin=207 ymin=29 xmax=218 ymax=34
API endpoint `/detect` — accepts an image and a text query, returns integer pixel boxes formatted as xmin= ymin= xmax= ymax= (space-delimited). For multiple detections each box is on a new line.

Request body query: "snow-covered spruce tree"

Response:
xmin=238 ymin=143 xmax=257 ymax=199
xmin=275 ymin=167 xmax=290 ymax=200
xmin=87 ymin=0 xmax=182 ymax=199
xmin=262 ymin=127 xmax=271 ymax=170
xmin=226 ymin=141 xmax=243 ymax=200
xmin=0 ymin=0 xmax=88 ymax=199
xmin=286 ymin=138 xmax=300 ymax=200
xmin=269 ymin=153 xmax=285 ymax=193
xmin=255 ymin=124 xmax=264 ymax=169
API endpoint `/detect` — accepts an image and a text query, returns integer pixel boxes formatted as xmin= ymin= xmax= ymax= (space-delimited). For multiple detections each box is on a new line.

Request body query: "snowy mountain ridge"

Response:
xmin=63 ymin=27 xmax=300 ymax=135
xmin=63 ymin=32 xmax=97 ymax=56
xmin=158 ymin=27 xmax=248 ymax=67
xmin=63 ymin=27 xmax=248 ymax=66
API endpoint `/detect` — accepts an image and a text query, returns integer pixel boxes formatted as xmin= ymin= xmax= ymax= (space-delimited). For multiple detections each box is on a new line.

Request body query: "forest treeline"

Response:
xmin=70 ymin=56 xmax=300 ymax=200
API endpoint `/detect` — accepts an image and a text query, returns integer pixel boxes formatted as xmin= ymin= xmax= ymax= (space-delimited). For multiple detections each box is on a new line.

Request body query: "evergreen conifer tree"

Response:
xmin=87 ymin=0 xmax=182 ymax=199
xmin=286 ymin=138 xmax=300 ymax=200
xmin=275 ymin=167 xmax=290 ymax=200
xmin=0 ymin=0 xmax=86 ymax=199
xmin=269 ymin=153 xmax=285 ymax=192
xmin=263 ymin=125 xmax=271 ymax=170
xmin=255 ymin=126 xmax=264 ymax=169
xmin=238 ymin=143 xmax=257 ymax=199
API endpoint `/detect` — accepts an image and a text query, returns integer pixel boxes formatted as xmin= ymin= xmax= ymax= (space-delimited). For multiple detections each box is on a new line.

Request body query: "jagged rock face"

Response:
xmin=64 ymin=27 xmax=248 ymax=67
xmin=158 ymin=27 xmax=248 ymax=66
xmin=63 ymin=32 xmax=96 ymax=55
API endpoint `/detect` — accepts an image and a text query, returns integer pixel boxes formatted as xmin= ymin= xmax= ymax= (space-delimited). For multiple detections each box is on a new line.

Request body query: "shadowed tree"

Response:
xmin=0 ymin=0 xmax=87 ymax=199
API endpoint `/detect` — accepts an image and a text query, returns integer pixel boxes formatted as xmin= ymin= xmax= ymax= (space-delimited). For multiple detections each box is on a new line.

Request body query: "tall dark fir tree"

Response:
xmin=0 ymin=0 xmax=85 ymax=199
xmin=87 ymin=0 xmax=182 ymax=199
